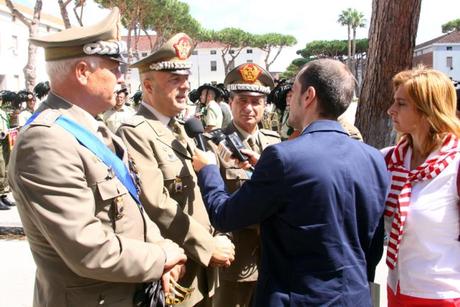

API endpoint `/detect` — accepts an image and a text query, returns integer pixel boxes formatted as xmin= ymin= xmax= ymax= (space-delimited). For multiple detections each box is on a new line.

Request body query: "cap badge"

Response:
xmin=174 ymin=36 xmax=192 ymax=60
xmin=239 ymin=64 xmax=262 ymax=83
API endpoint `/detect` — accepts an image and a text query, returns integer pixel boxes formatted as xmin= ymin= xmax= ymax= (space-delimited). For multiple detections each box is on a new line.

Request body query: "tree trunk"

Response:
xmin=57 ymin=0 xmax=72 ymax=28
xmin=355 ymin=0 xmax=421 ymax=148
xmin=347 ymin=25 xmax=352 ymax=69
xmin=5 ymin=0 xmax=42 ymax=91
xmin=352 ymin=28 xmax=357 ymax=58
xmin=265 ymin=46 xmax=284 ymax=72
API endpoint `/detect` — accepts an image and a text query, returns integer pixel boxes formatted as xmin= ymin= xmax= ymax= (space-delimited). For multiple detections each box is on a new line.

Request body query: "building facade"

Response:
xmin=413 ymin=31 xmax=460 ymax=82
xmin=0 ymin=0 xmax=64 ymax=91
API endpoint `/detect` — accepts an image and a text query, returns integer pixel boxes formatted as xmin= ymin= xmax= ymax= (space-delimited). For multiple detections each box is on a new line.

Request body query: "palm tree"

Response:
xmin=337 ymin=8 xmax=353 ymax=68
xmin=350 ymin=10 xmax=366 ymax=60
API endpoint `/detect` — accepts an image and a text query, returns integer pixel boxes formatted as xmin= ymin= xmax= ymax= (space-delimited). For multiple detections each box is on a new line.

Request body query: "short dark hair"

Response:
xmin=116 ymin=88 xmax=128 ymax=96
xmin=297 ymin=59 xmax=355 ymax=118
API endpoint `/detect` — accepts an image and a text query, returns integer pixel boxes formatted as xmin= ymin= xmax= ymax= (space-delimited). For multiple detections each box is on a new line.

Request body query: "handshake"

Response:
xmin=159 ymin=233 xmax=235 ymax=304
xmin=209 ymin=234 xmax=235 ymax=267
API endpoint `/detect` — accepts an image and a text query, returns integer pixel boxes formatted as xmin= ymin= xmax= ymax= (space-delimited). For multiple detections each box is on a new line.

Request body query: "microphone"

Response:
xmin=184 ymin=118 xmax=206 ymax=151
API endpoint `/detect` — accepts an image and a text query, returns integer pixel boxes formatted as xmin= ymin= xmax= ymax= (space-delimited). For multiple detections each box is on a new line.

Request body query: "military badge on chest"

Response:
xmin=174 ymin=176 xmax=183 ymax=193
xmin=162 ymin=145 xmax=179 ymax=162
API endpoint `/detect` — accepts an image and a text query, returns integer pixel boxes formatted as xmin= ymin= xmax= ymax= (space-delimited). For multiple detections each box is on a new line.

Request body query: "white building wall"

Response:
xmin=432 ymin=43 xmax=460 ymax=81
xmin=0 ymin=5 xmax=63 ymax=91
xmin=189 ymin=47 xmax=267 ymax=89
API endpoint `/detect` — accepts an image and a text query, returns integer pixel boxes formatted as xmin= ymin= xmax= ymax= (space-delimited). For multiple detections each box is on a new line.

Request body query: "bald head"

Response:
xmin=297 ymin=59 xmax=355 ymax=118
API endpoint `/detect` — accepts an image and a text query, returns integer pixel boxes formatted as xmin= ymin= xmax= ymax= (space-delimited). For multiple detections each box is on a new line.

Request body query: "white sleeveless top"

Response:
xmin=382 ymin=146 xmax=460 ymax=299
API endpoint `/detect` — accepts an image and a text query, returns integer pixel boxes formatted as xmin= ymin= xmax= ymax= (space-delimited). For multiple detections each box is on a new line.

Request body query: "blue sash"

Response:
xmin=26 ymin=113 xmax=141 ymax=205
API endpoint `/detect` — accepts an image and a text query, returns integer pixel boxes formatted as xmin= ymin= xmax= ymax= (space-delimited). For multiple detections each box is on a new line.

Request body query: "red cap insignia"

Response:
xmin=239 ymin=63 xmax=261 ymax=83
xmin=174 ymin=36 xmax=192 ymax=60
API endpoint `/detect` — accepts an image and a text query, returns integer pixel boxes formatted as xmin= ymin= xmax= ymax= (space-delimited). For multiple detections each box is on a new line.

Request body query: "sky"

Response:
xmin=14 ymin=0 xmax=460 ymax=71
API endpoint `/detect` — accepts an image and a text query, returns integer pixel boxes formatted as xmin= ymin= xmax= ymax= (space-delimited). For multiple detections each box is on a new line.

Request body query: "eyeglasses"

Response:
xmin=165 ymin=278 xmax=195 ymax=305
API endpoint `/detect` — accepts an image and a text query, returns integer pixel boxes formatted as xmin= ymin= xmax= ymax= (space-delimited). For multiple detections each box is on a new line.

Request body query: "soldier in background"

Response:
xmin=17 ymin=90 xmax=36 ymax=127
xmin=267 ymin=79 xmax=294 ymax=140
xmin=197 ymin=83 xmax=223 ymax=132
xmin=102 ymin=88 xmax=135 ymax=133
xmin=34 ymin=81 xmax=51 ymax=106
xmin=209 ymin=63 xmax=281 ymax=307
xmin=215 ymin=83 xmax=232 ymax=129
xmin=0 ymin=92 xmax=14 ymax=210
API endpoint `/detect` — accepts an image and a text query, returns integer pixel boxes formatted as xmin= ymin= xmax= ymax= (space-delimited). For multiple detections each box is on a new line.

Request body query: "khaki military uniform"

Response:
xmin=117 ymin=104 xmax=217 ymax=307
xmin=8 ymin=94 xmax=168 ymax=307
xmin=338 ymin=116 xmax=363 ymax=141
xmin=210 ymin=122 xmax=280 ymax=307
xmin=0 ymin=108 xmax=9 ymax=193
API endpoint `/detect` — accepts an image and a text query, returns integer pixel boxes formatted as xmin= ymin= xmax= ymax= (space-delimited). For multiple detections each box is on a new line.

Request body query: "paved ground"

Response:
xmin=0 ymin=203 xmax=389 ymax=307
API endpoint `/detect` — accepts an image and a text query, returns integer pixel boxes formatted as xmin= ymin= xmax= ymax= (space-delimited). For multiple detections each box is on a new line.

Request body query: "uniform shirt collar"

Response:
xmin=141 ymin=101 xmax=170 ymax=127
xmin=51 ymin=91 xmax=100 ymax=133
xmin=233 ymin=121 xmax=259 ymax=142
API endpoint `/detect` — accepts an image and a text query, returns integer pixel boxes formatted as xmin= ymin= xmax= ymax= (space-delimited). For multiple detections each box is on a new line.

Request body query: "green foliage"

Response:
xmin=145 ymin=0 xmax=202 ymax=42
xmin=253 ymin=33 xmax=297 ymax=50
xmin=280 ymin=58 xmax=310 ymax=79
xmin=212 ymin=28 xmax=252 ymax=47
xmin=442 ymin=18 xmax=460 ymax=33
xmin=95 ymin=0 xmax=202 ymax=47
xmin=282 ymin=38 xmax=368 ymax=78
xmin=297 ymin=39 xmax=368 ymax=59
xmin=338 ymin=8 xmax=366 ymax=30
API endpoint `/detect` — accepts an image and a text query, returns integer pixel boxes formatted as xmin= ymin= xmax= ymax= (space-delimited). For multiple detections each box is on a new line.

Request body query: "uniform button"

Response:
xmin=98 ymin=296 xmax=105 ymax=304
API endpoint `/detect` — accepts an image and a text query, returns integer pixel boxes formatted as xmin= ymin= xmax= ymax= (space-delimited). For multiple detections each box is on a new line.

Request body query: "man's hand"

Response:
xmin=239 ymin=149 xmax=259 ymax=168
xmin=209 ymin=235 xmax=235 ymax=268
xmin=162 ymin=264 xmax=186 ymax=294
xmin=161 ymin=239 xmax=187 ymax=273
xmin=192 ymin=148 xmax=217 ymax=172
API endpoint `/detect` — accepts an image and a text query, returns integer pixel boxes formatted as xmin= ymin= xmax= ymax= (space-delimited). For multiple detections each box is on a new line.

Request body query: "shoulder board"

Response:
xmin=120 ymin=115 xmax=146 ymax=128
xmin=260 ymin=129 xmax=281 ymax=138
xmin=29 ymin=110 xmax=61 ymax=127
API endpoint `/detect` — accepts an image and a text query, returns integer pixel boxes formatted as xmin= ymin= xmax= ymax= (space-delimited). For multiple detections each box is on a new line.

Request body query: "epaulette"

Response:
xmin=29 ymin=109 xmax=61 ymax=127
xmin=121 ymin=115 xmax=146 ymax=128
xmin=260 ymin=128 xmax=280 ymax=138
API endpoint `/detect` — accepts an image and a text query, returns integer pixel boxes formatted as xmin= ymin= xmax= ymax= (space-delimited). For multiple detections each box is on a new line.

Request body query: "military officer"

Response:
xmin=117 ymin=33 xmax=235 ymax=307
xmin=0 ymin=93 xmax=12 ymax=210
xmin=8 ymin=8 xmax=186 ymax=307
xmin=208 ymin=63 xmax=281 ymax=307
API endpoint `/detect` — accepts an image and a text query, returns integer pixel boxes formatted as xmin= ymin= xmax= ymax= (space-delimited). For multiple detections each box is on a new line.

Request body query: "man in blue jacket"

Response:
xmin=192 ymin=59 xmax=389 ymax=306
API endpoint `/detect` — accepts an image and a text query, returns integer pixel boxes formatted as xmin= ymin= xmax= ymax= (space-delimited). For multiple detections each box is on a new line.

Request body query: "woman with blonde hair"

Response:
xmin=385 ymin=67 xmax=460 ymax=306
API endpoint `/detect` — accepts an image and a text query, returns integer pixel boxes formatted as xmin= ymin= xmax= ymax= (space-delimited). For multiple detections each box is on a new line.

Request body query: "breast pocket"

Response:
xmin=95 ymin=178 xmax=128 ymax=234
xmin=65 ymin=282 xmax=135 ymax=307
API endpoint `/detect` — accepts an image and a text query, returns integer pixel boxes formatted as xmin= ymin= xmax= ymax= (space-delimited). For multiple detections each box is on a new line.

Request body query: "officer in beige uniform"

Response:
xmin=210 ymin=63 xmax=281 ymax=307
xmin=8 ymin=9 xmax=186 ymax=307
xmin=117 ymin=33 xmax=235 ymax=307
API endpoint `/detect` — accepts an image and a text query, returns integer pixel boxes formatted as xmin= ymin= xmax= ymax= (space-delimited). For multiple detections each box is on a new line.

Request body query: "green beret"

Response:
xmin=224 ymin=63 xmax=275 ymax=95
xmin=29 ymin=7 xmax=125 ymax=62
xmin=131 ymin=33 xmax=193 ymax=74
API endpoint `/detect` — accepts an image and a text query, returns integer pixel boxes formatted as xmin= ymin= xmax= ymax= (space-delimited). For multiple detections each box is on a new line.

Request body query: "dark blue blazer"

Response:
xmin=198 ymin=120 xmax=389 ymax=306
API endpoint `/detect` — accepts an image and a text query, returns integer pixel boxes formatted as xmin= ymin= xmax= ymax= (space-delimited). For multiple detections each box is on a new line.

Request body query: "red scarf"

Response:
xmin=385 ymin=133 xmax=460 ymax=269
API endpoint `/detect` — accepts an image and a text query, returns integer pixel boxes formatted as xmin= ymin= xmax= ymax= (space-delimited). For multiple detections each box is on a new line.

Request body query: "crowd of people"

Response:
xmin=2 ymin=6 xmax=460 ymax=307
